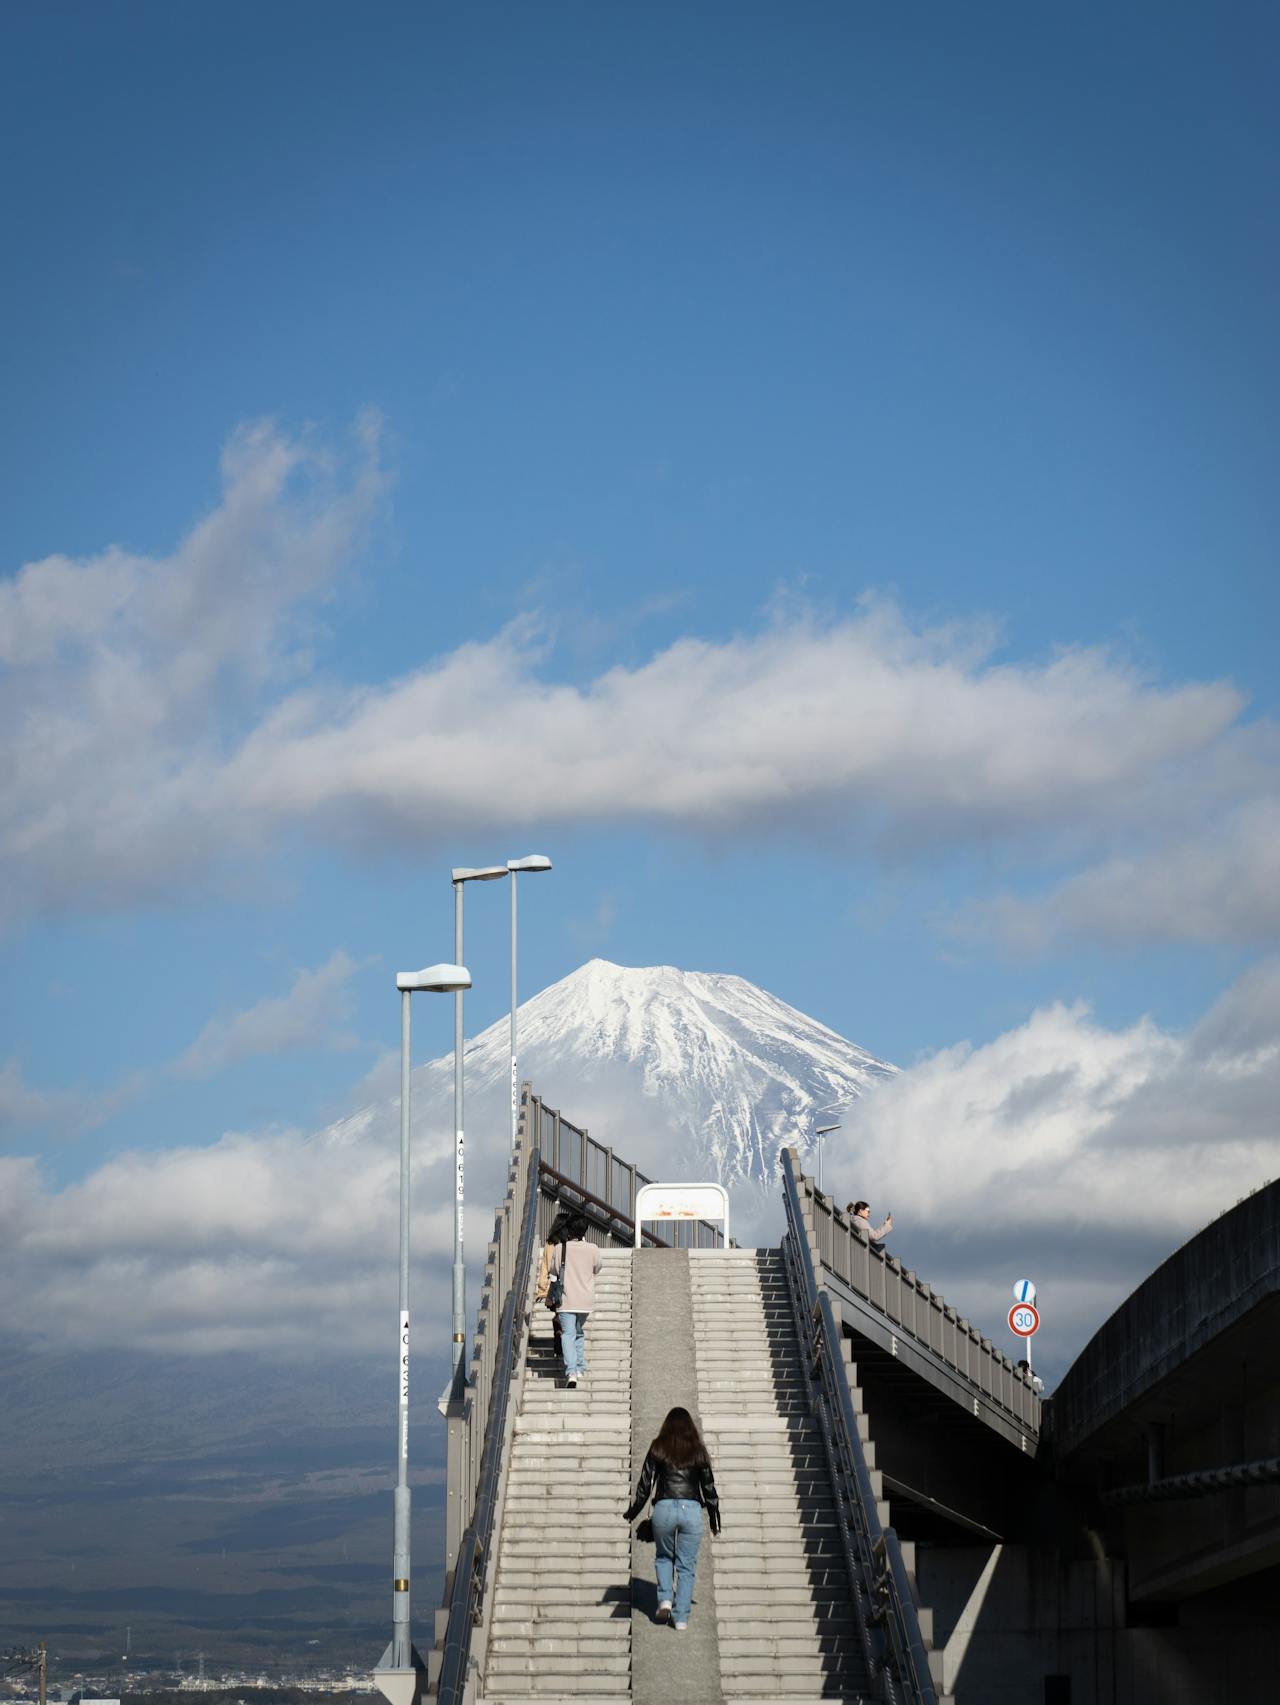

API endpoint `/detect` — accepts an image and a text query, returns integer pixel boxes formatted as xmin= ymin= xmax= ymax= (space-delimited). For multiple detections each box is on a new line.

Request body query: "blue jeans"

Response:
xmin=651 ymin=1498 xmax=703 ymax=1622
xmin=559 ymin=1310 xmax=589 ymax=1376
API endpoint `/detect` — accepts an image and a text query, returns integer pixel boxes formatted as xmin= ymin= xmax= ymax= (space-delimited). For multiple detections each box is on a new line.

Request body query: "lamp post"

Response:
xmin=374 ymin=962 xmax=471 ymax=1705
xmin=815 ymin=1122 xmax=840 ymax=1193
xmin=506 ymin=856 xmax=552 ymax=1149
xmin=449 ymin=867 xmax=506 ymax=1377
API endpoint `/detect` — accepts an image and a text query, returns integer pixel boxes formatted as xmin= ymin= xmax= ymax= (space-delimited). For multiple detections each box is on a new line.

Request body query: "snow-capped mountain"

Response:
xmin=324 ymin=959 xmax=896 ymax=1199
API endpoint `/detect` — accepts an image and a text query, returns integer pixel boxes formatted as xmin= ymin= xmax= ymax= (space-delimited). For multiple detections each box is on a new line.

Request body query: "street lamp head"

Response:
xmin=816 ymin=1123 xmax=841 ymax=1136
xmin=507 ymin=854 xmax=552 ymax=873
xmin=452 ymin=865 xmax=508 ymax=883
xmin=396 ymin=963 xmax=472 ymax=993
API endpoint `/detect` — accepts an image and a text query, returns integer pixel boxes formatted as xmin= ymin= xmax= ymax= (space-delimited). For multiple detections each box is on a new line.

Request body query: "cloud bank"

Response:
xmin=0 ymin=1120 xmax=460 ymax=1357
xmin=3 ymin=420 xmax=1275 ymax=946
xmin=1 ymin=961 xmax=1274 ymax=1372
xmin=973 ymin=795 xmax=1280 ymax=951
xmin=0 ymin=1059 xmax=142 ymax=1140
xmin=176 ymin=949 xmax=364 ymax=1078
xmin=1 ymin=415 xmax=387 ymax=917
xmin=826 ymin=959 xmax=1279 ymax=1363
xmin=1 ymin=951 xmax=368 ymax=1145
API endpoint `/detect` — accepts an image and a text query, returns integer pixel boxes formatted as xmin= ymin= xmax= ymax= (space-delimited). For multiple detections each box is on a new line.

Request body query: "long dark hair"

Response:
xmin=545 ymin=1210 xmax=574 ymax=1245
xmin=651 ymin=1406 xmax=709 ymax=1469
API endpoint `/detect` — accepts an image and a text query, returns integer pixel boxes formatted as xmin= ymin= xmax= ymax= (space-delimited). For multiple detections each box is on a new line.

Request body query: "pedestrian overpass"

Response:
xmin=419 ymin=1089 xmax=1042 ymax=1705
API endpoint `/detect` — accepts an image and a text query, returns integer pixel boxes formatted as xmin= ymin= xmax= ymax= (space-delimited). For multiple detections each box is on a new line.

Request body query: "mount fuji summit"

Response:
xmin=330 ymin=959 xmax=897 ymax=1198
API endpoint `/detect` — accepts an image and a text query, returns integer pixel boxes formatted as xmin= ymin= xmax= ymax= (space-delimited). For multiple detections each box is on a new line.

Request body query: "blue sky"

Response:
xmin=2 ymin=3 xmax=1277 ymax=1359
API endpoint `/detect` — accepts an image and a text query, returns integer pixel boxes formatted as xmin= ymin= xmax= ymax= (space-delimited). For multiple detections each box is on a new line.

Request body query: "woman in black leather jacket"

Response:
xmin=625 ymin=1406 xmax=720 ymax=1630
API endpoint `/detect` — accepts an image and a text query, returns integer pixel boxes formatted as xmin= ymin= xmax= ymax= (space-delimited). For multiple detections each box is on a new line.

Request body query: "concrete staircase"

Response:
xmin=478 ymin=1241 xmax=942 ymax=1705
xmin=690 ymin=1248 xmax=871 ymax=1703
xmin=485 ymin=1247 xmax=634 ymax=1700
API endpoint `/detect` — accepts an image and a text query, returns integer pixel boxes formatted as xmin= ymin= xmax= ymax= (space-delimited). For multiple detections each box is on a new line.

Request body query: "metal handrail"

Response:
xmin=435 ymin=1139 xmax=543 ymax=1705
xmin=803 ymin=1175 xmax=1040 ymax=1437
xmin=781 ymin=1148 xmax=939 ymax=1705
xmin=533 ymin=1091 xmax=725 ymax=1247
xmin=537 ymin=1158 xmax=726 ymax=1248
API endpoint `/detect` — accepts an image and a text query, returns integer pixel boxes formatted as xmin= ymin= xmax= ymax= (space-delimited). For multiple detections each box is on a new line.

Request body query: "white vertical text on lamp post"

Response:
xmin=449 ymin=866 xmax=506 ymax=1377
xmin=507 ymin=856 xmax=552 ymax=1150
xmin=375 ymin=962 xmax=470 ymax=1705
xmin=815 ymin=1122 xmax=840 ymax=1193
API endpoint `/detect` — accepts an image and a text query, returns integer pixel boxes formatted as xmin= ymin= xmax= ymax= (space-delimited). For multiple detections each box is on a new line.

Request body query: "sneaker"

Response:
xmin=566 ymin=1375 xmax=577 ymax=1388
xmin=655 ymin=1602 xmax=671 ymax=1623
xmin=673 ymin=1621 xmax=688 ymax=1631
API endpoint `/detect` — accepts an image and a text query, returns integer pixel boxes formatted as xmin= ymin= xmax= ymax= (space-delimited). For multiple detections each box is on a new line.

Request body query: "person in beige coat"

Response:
xmin=535 ymin=1209 xmax=574 ymax=1354
xmin=549 ymin=1214 xmax=601 ymax=1388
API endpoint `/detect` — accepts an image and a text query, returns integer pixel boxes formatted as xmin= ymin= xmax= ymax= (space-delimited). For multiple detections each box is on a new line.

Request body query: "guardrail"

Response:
xmin=435 ymin=1115 xmax=541 ymax=1704
xmin=801 ymin=1172 xmax=1041 ymax=1438
xmin=782 ymin=1148 xmax=939 ymax=1705
xmin=529 ymin=1090 xmax=725 ymax=1248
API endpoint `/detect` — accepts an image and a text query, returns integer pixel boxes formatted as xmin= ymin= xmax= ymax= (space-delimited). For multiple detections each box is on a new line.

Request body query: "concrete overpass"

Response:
xmin=409 ymin=1090 xmax=1277 ymax=1705
xmin=1052 ymin=1175 xmax=1280 ymax=1611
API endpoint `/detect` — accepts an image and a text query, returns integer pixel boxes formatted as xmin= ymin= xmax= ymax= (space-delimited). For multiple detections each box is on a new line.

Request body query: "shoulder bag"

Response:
xmin=545 ymin=1243 xmax=568 ymax=1310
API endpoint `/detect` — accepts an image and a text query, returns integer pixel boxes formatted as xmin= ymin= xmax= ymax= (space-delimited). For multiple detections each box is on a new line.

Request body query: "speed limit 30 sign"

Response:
xmin=1008 ymin=1302 xmax=1040 ymax=1337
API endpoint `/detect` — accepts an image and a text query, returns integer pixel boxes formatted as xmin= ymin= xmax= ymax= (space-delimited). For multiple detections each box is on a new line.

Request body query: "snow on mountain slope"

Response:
xmin=322 ymin=959 xmax=895 ymax=1204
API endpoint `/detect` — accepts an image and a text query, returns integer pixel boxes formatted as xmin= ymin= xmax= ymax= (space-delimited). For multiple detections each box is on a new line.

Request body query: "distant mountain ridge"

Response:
xmin=325 ymin=958 xmax=896 ymax=1192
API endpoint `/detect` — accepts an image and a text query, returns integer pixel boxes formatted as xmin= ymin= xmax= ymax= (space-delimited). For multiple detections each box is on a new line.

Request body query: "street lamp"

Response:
xmin=375 ymin=961 xmax=471 ymax=1705
xmin=815 ymin=1122 xmax=840 ymax=1193
xmin=506 ymin=855 xmax=553 ymax=1149
xmin=449 ymin=867 xmax=506 ymax=1378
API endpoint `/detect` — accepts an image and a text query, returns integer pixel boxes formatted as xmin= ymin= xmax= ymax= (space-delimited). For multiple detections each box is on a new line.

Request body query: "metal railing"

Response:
xmin=801 ymin=1172 xmax=1041 ymax=1437
xmin=782 ymin=1148 xmax=939 ymax=1705
xmin=436 ymin=1091 xmax=543 ymax=1704
xmin=529 ymin=1089 xmax=725 ymax=1248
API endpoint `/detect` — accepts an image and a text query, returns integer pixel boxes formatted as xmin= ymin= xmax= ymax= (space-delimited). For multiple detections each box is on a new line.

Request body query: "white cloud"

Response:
xmin=0 ymin=1059 xmax=142 ymax=1139
xmin=3 ymin=419 xmax=1273 ymax=950
xmin=0 ymin=952 xmax=367 ymax=1144
xmin=1 ymin=415 xmax=387 ymax=918
xmin=825 ymin=963 xmax=1280 ymax=1368
xmin=0 ymin=1115 xmax=468 ymax=1356
xmin=176 ymin=950 xmax=364 ymax=1078
xmin=974 ymin=797 xmax=1280 ymax=951
xmin=1 ymin=962 xmax=1275 ymax=1371
xmin=221 ymin=603 xmax=1240 ymax=846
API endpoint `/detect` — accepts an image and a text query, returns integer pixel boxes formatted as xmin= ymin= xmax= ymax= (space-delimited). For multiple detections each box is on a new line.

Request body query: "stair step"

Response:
xmin=489 ymin=1638 xmax=629 ymax=1658
xmin=487 ymin=1654 xmax=630 ymax=1676
xmin=715 ymin=1541 xmax=849 ymax=1562
xmin=715 ymin=1572 xmax=856 ymax=1595
xmin=719 ymin=1680 xmax=864 ymax=1698
xmin=515 ymin=1417 xmax=631 ymax=1435
xmin=713 ymin=1565 xmax=853 ymax=1588
xmin=480 ymin=1676 xmax=630 ymax=1695
xmin=719 ymin=1657 xmax=850 ymax=1677
xmin=496 ymin=1569 xmax=631 ymax=1589
xmin=491 ymin=1600 xmax=630 ymax=1620
xmin=719 ymin=1637 xmax=863 ymax=1657
xmin=489 ymin=1620 xmax=631 ymax=1641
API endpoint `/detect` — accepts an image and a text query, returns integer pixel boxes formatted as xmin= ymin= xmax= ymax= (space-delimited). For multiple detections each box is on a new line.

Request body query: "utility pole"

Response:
xmin=3 ymin=1639 xmax=47 ymax=1705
